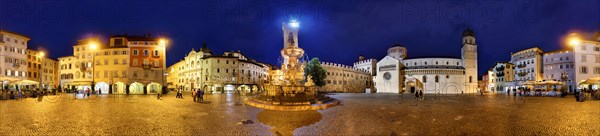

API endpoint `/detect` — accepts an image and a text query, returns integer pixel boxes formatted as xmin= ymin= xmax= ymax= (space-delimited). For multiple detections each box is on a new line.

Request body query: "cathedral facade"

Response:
xmin=368 ymin=28 xmax=478 ymax=94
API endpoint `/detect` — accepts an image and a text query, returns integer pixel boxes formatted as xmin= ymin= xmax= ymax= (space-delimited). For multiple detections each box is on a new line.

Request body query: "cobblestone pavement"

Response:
xmin=0 ymin=93 xmax=598 ymax=136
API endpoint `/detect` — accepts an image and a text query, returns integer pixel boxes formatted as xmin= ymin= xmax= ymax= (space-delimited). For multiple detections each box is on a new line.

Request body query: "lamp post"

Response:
xmin=89 ymin=41 xmax=98 ymax=94
xmin=38 ymin=52 xmax=45 ymax=93
xmin=159 ymin=38 xmax=168 ymax=94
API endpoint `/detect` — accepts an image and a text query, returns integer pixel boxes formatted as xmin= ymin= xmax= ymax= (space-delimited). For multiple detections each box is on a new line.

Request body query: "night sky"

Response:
xmin=1 ymin=0 xmax=599 ymax=78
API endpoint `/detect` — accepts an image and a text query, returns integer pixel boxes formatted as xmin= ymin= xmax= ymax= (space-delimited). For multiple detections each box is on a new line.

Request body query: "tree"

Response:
xmin=304 ymin=58 xmax=327 ymax=87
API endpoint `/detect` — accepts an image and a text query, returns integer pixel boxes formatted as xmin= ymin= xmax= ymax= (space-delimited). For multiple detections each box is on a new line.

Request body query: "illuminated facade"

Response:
xmin=372 ymin=28 xmax=479 ymax=94
xmin=0 ymin=30 xmax=30 ymax=90
xmin=167 ymin=43 xmax=269 ymax=93
xmin=58 ymin=34 xmax=167 ymax=94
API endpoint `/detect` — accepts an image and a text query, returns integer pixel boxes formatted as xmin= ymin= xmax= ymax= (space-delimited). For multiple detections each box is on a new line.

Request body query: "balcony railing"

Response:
xmin=495 ymin=66 xmax=505 ymax=71
xmin=517 ymin=64 xmax=527 ymax=68
xmin=517 ymin=72 xmax=528 ymax=77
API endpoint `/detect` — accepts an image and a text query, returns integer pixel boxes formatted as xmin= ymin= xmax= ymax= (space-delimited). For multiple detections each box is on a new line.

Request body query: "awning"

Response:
xmin=579 ymin=77 xmax=600 ymax=85
xmin=537 ymin=80 xmax=565 ymax=85
xmin=16 ymin=79 xmax=39 ymax=84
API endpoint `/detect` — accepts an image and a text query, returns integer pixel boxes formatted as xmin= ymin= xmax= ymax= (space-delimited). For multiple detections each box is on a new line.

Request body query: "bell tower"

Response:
xmin=461 ymin=28 xmax=478 ymax=93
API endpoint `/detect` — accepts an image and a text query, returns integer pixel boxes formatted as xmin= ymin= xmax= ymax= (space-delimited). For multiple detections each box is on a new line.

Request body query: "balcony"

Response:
xmin=517 ymin=64 xmax=526 ymax=68
xmin=142 ymin=64 xmax=151 ymax=70
xmin=495 ymin=66 xmax=505 ymax=71
xmin=517 ymin=72 xmax=528 ymax=77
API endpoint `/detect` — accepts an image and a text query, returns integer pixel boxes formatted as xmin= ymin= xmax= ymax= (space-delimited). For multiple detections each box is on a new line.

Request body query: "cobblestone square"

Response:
xmin=0 ymin=93 xmax=598 ymax=135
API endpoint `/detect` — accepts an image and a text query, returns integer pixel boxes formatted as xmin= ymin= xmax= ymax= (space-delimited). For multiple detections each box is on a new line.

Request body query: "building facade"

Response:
xmin=321 ymin=62 xmax=372 ymax=93
xmin=542 ymin=50 xmax=576 ymax=92
xmin=168 ymin=43 xmax=269 ymax=94
xmin=372 ymin=28 xmax=479 ymax=94
xmin=0 ymin=30 xmax=30 ymax=91
xmin=59 ymin=34 xmax=167 ymax=94
xmin=487 ymin=62 xmax=515 ymax=93
xmin=510 ymin=47 xmax=544 ymax=85
xmin=573 ymin=33 xmax=600 ymax=91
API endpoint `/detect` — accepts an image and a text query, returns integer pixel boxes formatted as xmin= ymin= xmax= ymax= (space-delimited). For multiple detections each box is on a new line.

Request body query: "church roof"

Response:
xmin=404 ymin=65 xmax=465 ymax=70
xmin=199 ymin=42 xmax=212 ymax=53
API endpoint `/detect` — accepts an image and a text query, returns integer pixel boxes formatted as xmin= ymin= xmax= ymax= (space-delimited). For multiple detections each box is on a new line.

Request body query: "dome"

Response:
xmin=462 ymin=27 xmax=475 ymax=37
xmin=199 ymin=42 xmax=212 ymax=53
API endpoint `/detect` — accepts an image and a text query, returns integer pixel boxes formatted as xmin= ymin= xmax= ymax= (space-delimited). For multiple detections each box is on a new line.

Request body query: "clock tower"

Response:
xmin=461 ymin=28 xmax=478 ymax=93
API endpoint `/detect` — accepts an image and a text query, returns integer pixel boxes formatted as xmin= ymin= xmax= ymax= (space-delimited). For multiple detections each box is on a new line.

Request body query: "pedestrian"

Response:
xmin=177 ymin=89 xmax=183 ymax=98
xmin=415 ymin=91 xmax=419 ymax=99
xmin=17 ymin=90 xmax=22 ymax=99
xmin=86 ymin=88 xmax=90 ymax=97
xmin=199 ymin=89 xmax=204 ymax=102
xmin=192 ymin=89 xmax=197 ymax=102
xmin=156 ymin=89 xmax=161 ymax=100
xmin=419 ymin=90 xmax=424 ymax=100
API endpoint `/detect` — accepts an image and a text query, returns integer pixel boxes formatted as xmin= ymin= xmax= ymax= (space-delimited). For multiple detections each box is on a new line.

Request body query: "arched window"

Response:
xmin=217 ymin=68 xmax=220 ymax=73
xmin=435 ymin=75 xmax=439 ymax=83
xmin=425 ymin=61 xmax=427 ymax=65
xmin=469 ymin=76 xmax=472 ymax=83
xmin=423 ymin=76 xmax=427 ymax=83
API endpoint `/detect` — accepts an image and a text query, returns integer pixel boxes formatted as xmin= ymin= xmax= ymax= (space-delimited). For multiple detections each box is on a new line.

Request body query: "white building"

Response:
xmin=573 ymin=33 xmax=600 ymax=91
xmin=0 ymin=30 xmax=30 ymax=91
xmin=372 ymin=28 xmax=479 ymax=94
xmin=510 ymin=47 xmax=544 ymax=86
xmin=168 ymin=43 xmax=269 ymax=94
xmin=542 ymin=50 xmax=576 ymax=92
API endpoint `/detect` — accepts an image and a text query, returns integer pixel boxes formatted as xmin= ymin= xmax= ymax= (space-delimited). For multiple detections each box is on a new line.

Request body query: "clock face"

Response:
xmin=383 ymin=72 xmax=391 ymax=80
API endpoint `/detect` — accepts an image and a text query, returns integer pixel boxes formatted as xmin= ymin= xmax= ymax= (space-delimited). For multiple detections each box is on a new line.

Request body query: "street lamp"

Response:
xmin=89 ymin=41 xmax=98 ymax=94
xmin=158 ymin=38 xmax=168 ymax=94
xmin=38 ymin=52 xmax=45 ymax=92
xmin=568 ymin=33 xmax=582 ymax=47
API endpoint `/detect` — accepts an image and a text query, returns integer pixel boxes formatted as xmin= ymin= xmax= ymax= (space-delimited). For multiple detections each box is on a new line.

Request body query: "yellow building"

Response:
xmin=59 ymin=34 xmax=167 ymax=94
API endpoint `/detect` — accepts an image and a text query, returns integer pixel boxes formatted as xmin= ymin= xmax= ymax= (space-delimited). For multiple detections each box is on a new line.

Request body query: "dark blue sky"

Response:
xmin=1 ymin=0 xmax=599 ymax=78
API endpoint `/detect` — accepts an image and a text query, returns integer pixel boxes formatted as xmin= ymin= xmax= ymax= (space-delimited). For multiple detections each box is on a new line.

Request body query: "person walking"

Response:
xmin=199 ymin=89 xmax=204 ymax=102
xmin=177 ymin=89 xmax=183 ymax=99
xmin=86 ymin=88 xmax=90 ymax=98
xmin=415 ymin=90 xmax=419 ymax=99
xmin=156 ymin=89 xmax=161 ymax=100
xmin=196 ymin=89 xmax=202 ymax=102
xmin=192 ymin=89 xmax=197 ymax=102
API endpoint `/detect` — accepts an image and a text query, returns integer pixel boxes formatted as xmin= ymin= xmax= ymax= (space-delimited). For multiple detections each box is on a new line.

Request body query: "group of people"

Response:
xmin=414 ymin=90 xmax=424 ymax=100
xmin=192 ymin=89 xmax=205 ymax=102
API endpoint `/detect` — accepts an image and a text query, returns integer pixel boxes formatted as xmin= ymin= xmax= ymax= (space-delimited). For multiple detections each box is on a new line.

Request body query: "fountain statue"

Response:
xmin=245 ymin=21 xmax=340 ymax=111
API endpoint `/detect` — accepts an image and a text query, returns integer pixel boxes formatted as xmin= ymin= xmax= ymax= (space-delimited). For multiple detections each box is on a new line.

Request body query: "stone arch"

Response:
xmin=129 ymin=82 xmax=145 ymax=94
xmin=94 ymin=82 xmax=109 ymax=94
xmin=224 ymin=84 xmax=236 ymax=93
xmin=114 ymin=82 xmax=126 ymax=94
xmin=147 ymin=82 xmax=162 ymax=94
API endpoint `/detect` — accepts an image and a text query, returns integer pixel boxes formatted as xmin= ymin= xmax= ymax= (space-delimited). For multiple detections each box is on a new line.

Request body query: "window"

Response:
xmin=435 ymin=75 xmax=439 ymax=83
xmin=122 ymin=50 xmax=127 ymax=55
xmin=114 ymin=59 xmax=118 ymax=64
xmin=469 ymin=76 xmax=473 ymax=83
xmin=113 ymin=51 xmax=118 ymax=55
xmin=133 ymin=59 xmax=139 ymax=66
xmin=580 ymin=66 xmax=588 ymax=74
xmin=153 ymin=50 xmax=159 ymax=56
xmin=154 ymin=60 xmax=159 ymax=67
xmin=423 ymin=76 xmax=427 ymax=83
xmin=133 ymin=50 xmax=139 ymax=55
xmin=143 ymin=50 xmax=149 ymax=56
xmin=581 ymin=45 xmax=587 ymax=50
xmin=122 ymin=59 xmax=127 ymax=64
xmin=582 ymin=55 xmax=587 ymax=62
xmin=594 ymin=67 xmax=600 ymax=74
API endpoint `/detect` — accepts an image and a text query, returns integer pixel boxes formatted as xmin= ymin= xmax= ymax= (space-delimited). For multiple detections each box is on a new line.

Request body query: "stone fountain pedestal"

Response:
xmin=245 ymin=84 xmax=340 ymax=111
